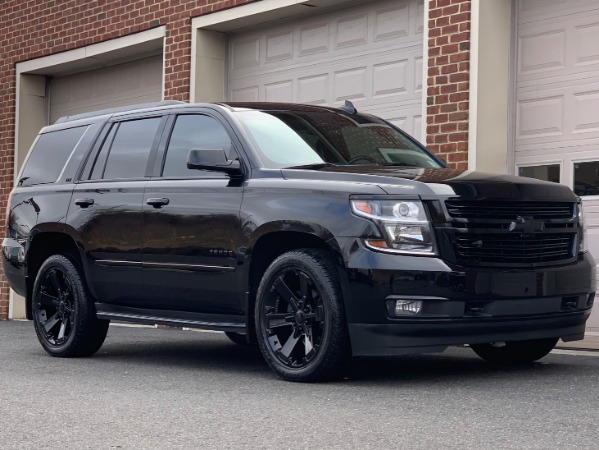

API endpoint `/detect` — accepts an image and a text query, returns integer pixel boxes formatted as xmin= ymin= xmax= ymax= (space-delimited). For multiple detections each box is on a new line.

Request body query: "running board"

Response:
xmin=95 ymin=303 xmax=245 ymax=333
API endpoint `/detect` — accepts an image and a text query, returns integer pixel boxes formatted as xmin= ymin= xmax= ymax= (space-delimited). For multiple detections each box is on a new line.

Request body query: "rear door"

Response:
xmin=141 ymin=112 xmax=244 ymax=315
xmin=67 ymin=114 xmax=167 ymax=306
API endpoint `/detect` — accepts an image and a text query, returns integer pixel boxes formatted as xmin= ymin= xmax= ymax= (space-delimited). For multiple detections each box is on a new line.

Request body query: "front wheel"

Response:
xmin=255 ymin=249 xmax=350 ymax=382
xmin=470 ymin=338 xmax=558 ymax=364
xmin=32 ymin=254 xmax=109 ymax=357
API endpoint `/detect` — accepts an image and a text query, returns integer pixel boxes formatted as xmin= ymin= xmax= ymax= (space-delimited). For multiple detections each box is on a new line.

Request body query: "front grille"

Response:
xmin=454 ymin=233 xmax=574 ymax=265
xmin=440 ymin=200 xmax=578 ymax=267
xmin=445 ymin=201 xmax=574 ymax=220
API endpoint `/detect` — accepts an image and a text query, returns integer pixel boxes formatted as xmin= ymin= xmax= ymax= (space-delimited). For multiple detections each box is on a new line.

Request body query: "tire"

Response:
xmin=255 ymin=249 xmax=350 ymax=382
xmin=32 ymin=254 xmax=110 ymax=357
xmin=224 ymin=331 xmax=254 ymax=346
xmin=471 ymin=338 xmax=558 ymax=364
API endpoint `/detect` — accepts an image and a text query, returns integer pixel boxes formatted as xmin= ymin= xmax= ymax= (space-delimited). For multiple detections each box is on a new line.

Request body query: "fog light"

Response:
xmin=395 ymin=300 xmax=423 ymax=316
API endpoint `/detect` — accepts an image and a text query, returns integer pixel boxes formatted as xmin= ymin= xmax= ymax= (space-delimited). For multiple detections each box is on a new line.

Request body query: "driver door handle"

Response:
xmin=75 ymin=198 xmax=94 ymax=208
xmin=146 ymin=198 xmax=170 ymax=208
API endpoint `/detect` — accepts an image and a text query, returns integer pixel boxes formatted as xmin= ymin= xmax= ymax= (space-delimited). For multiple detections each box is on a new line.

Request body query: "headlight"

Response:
xmin=577 ymin=201 xmax=588 ymax=253
xmin=350 ymin=199 xmax=436 ymax=255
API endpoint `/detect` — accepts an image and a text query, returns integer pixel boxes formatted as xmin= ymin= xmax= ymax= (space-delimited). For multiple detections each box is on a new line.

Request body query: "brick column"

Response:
xmin=426 ymin=0 xmax=471 ymax=170
xmin=164 ymin=17 xmax=193 ymax=101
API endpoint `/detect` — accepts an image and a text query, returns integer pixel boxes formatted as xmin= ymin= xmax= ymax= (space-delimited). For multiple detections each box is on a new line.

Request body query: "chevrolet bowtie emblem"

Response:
xmin=509 ymin=216 xmax=544 ymax=234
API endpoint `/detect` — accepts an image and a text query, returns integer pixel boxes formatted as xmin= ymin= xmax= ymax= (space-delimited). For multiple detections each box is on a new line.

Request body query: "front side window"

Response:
xmin=162 ymin=115 xmax=234 ymax=178
xmin=99 ymin=118 xmax=162 ymax=179
xmin=19 ymin=126 xmax=88 ymax=186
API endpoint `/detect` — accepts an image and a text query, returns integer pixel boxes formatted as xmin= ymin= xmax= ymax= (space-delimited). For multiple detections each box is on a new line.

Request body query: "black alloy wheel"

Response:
xmin=36 ymin=265 xmax=75 ymax=346
xmin=32 ymin=254 xmax=109 ymax=357
xmin=256 ymin=249 xmax=350 ymax=382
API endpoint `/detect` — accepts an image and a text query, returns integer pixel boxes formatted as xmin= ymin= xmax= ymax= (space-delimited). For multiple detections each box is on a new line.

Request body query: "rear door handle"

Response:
xmin=75 ymin=198 xmax=94 ymax=208
xmin=146 ymin=198 xmax=170 ymax=208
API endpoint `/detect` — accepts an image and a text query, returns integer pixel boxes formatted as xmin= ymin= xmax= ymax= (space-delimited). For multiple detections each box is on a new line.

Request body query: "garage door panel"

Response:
xmin=228 ymin=0 xmax=423 ymax=137
xmin=518 ymin=11 xmax=599 ymax=86
xmin=516 ymin=0 xmax=599 ymax=329
xmin=519 ymin=0 xmax=599 ymax=24
xmin=297 ymin=74 xmax=329 ymax=104
xmin=230 ymin=85 xmax=260 ymax=102
xmin=230 ymin=37 xmax=422 ymax=83
xmin=50 ymin=56 xmax=162 ymax=123
xmin=516 ymin=79 xmax=599 ymax=146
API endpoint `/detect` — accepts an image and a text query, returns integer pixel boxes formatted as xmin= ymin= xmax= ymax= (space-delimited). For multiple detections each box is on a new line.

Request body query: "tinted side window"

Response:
xmin=102 ymin=118 xmax=162 ymax=179
xmin=89 ymin=124 xmax=117 ymax=180
xmin=162 ymin=115 xmax=234 ymax=178
xmin=19 ymin=126 xmax=88 ymax=186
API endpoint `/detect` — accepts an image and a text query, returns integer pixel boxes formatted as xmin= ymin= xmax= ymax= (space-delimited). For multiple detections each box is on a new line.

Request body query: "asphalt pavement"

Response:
xmin=1 ymin=320 xmax=598 ymax=449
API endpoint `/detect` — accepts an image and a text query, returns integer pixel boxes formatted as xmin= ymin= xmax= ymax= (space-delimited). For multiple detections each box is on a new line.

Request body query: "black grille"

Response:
xmin=454 ymin=234 xmax=574 ymax=265
xmin=441 ymin=200 xmax=578 ymax=267
xmin=445 ymin=201 xmax=574 ymax=220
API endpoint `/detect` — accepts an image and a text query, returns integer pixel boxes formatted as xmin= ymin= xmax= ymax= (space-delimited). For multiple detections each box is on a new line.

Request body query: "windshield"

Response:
xmin=235 ymin=109 xmax=444 ymax=169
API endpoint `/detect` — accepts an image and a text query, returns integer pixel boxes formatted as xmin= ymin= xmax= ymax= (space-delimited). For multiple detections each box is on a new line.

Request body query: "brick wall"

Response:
xmin=426 ymin=0 xmax=471 ymax=170
xmin=0 ymin=0 xmax=256 ymax=320
xmin=0 ymin=0 xmax=473 ymax=320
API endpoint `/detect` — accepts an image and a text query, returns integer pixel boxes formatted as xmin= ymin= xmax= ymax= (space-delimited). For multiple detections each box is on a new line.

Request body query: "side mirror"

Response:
xmin=187 ymin=148 xmax=244 ymax=177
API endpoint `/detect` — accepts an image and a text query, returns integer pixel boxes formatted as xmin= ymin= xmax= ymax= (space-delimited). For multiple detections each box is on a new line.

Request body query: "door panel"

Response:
xmin=68 ymin=116 xmax=164 ymax=306
xmin=67 ymin=181 xmax=147 ymax=305
xmin=142 ymin=179 xmax=243 ymax=314
xmin=141 ymin=113 xmax=245 ymax=314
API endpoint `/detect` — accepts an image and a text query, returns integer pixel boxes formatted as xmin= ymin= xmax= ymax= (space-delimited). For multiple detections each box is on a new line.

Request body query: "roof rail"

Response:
xmin=54 ymin=100 xmax=186 ymax=124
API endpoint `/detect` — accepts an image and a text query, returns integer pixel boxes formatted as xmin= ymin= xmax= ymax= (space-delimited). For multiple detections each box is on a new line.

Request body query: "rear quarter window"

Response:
xmin=19 ymin=126 xmax=88 ymax=186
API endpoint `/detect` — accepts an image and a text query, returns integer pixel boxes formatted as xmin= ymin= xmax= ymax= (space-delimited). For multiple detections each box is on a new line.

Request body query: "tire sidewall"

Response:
xmin=32 ymin=255 xmax=87 ymax=357
xmin=255 ymin=250 xmax=344 ymax=381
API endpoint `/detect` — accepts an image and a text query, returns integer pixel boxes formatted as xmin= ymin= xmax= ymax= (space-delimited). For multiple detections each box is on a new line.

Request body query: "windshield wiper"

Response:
xmin=287 ymin=163 xmax=339 ymax=169
xmin=380 ymin=163 xmax=420 ymax=168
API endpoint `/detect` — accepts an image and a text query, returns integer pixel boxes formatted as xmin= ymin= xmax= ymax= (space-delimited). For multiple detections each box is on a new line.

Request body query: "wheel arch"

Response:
xmin=25 ymin=229 xmax=83 ymax=320
xmin=242 ymin=221 xmax=345 ymax=341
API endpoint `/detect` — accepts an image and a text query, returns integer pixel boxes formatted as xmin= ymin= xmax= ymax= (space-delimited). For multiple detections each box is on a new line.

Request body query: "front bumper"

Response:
xmin=336 ymin=238 xmax=596 ymax=356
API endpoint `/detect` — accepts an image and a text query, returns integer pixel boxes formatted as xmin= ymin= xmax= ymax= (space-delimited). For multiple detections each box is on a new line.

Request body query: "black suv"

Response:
xmin=3 ymin=101 xmax=595 ymax=381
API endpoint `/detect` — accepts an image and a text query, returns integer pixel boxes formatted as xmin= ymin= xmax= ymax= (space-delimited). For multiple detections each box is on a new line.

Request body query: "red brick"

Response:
xmin=449 ymin=72 xmax=469 ymax=83
xmin=442 ymin=5 xmax=460 ymax=15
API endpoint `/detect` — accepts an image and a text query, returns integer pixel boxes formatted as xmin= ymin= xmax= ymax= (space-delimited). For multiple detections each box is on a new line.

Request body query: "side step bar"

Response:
xmin=95 ymin=303 xmax=245 ymax=333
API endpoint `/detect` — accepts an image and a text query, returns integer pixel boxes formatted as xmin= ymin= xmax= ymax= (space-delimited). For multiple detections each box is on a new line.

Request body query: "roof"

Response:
xmin=53 ymin=100 xmax=360 ymax=125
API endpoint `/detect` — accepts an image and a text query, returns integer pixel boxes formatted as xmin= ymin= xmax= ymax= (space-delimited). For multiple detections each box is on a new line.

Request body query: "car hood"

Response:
xmin=280 ymin=166 xmax=577 ymax=201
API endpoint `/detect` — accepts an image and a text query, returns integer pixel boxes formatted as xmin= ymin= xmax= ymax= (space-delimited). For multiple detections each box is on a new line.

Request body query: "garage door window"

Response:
xmin=574 ymin=161 xmax=599 ymax=197
xmin=518 ymin=165 xmax=560 ymax=183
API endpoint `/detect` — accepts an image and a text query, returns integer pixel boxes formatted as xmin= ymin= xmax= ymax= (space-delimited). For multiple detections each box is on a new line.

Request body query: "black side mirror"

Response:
xmin=187 ymin=148 xmax=244 ymax=177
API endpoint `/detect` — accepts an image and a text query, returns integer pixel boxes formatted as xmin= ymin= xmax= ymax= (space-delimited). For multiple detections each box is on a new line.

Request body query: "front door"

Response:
xmin=141 ymin=113 xmax=244 ymax=314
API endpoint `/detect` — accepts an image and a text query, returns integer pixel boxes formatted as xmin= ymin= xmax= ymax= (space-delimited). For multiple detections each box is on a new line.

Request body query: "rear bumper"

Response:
xmin=335 ymin=238 xmax=596 ymax=356
xmin=2 ymin=238 xmax=26 ymax=296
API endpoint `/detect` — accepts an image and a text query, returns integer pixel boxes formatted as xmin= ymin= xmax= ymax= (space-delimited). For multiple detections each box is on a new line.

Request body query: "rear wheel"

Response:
xmin=471 ymin=338 xmax=558 ymax=364
xmin=32 ymin=254 xmax=109 ymax=357
xmin=255 ymin=249 xmax=350 ymax=382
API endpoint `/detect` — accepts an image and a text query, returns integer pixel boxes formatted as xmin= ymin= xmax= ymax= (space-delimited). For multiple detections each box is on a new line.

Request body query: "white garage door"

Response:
xmin=49 ymin=55 xmax=163 ymax=123
xmin=228 ymin=0 xmax=424 ymax=138
xmin=515 ymin=0 xmax=599 ymax=329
